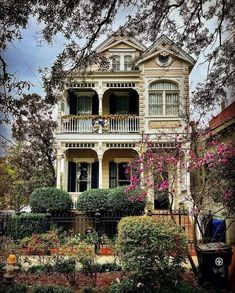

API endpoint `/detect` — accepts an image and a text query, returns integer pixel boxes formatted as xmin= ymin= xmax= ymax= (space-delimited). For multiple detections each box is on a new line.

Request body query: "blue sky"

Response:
xmin=0 ymin=14 xmax=214 ymax=151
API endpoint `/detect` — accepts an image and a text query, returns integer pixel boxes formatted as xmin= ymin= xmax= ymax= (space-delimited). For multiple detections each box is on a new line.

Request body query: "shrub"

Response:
xmin=108 ymin=186 xmax=146 ymax=211
xmin=77 ymin=187 xmax=145 ymax=212
xmin=31 ymin=284 xmax=72 ymax=293
xmin=0 ymin=282 xmax=28 ymax=293
xmin=6 ymin=213 xmax=47 ymax=239
xmin=77 ymin=189 xmax=110 ymax=211
xmin=53 ymin=258 xmax=76 ymax=285
xmin=29 ymin=187 xmax=72 ymax=213
xmin=116 ymin=216 xmax=188 ymax=288
xmin=19 ymin=230 xmax=60 ymax=254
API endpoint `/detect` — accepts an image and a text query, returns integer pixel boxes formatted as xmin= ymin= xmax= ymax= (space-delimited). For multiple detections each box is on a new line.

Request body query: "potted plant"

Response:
xmin=99 ymin=234 xmax=114 ymax=255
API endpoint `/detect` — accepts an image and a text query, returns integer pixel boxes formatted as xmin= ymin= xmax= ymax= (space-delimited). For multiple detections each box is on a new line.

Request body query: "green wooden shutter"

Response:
xmin=109 ymin=162 xmax=117 ymax=188
xmin=68 ymin=161 xmax=76 ymax=192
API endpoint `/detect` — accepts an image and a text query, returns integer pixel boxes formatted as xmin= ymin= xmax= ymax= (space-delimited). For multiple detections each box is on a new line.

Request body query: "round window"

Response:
xmin=156 ymin=52 xmax=172 ymax=66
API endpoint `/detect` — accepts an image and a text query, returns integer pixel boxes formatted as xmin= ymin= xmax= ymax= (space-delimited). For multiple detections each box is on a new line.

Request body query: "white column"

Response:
xmin=98 ymin=94 xmax=103 ymax=115
xmin=56 ymin=155 xmax=62 ymax=188
xmin=63 ymin=153 xmax=68 ymax=191
xmin=98 ymin=156 xmax=103 ymax=188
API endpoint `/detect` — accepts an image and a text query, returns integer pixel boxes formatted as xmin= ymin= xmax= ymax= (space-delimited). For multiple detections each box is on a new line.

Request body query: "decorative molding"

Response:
xmin=73 ymin=158 xmax=95 ymax=163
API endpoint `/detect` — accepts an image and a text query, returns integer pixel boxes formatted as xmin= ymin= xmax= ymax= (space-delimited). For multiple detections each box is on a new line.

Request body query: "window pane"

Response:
xmin=149 ymin=93 xmax=163 ymax=116
xmin=118 ymin=162 xmax=130 ymax=186
xmin=117 ymin=96 xmax=129 ymax=114
xmin=166 ymin=93 xmax=179 ymax=116
xmin=112 ymin=55 xmax=120 ymax=71
xmin=124 ymin=55 xmax=132 ymax=71
xmin=149 ymin=82 xmax=178 ymax=90
xmin=77 ymin=96 xmax=92 ymax=114
xmin=77 ymin=163 xmax=90 ymax=192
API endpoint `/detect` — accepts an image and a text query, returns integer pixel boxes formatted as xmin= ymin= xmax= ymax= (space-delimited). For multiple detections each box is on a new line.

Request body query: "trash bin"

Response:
xmin=196 ymin=242 xmax=233 ymax=288
xmin=212 ymin=218 xmax=226 ymax=242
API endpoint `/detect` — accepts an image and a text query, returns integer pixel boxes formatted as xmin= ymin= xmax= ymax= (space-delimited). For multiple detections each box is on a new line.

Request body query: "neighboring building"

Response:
xmin=55 ymin=33 xmax=195 ymax=210
xmin=209 ymin=101 xmax=235 ymax=245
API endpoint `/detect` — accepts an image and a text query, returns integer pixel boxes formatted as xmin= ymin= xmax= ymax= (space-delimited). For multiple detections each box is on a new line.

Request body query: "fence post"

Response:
xmin=45 ymin=210 xmax=51 ymax=231
xmin=94 ymin=210 xmax=101 ymax=253
xmin=95 ymin=210 xmax=101 ymax=235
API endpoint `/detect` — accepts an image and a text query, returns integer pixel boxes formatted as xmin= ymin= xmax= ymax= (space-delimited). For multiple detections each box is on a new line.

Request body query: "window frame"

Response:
xmin=76 ymin=162 xmax=91 ymax=192
xmin=148 ymin=82 xmax=180 ymax=117
xmin=124 ymin=55 xmax=132 ymax=71
xmin=112 ymin=55 xmax=121 ymax=71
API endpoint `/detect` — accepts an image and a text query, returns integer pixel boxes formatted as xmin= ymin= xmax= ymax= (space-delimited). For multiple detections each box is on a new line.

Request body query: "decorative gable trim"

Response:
xmin=138 ymin=35 xmax=196 ymax=66
xmin=96 ymin=34 xmax=146 ymax=53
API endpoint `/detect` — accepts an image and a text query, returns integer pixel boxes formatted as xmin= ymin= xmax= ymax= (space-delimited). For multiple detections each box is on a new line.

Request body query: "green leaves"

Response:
xmin=116 ymin=216 xmax=188 ymax=287
xmin=6 ymin=213 xmax=47 ymax=239
xmin=29 ymin=187 xmax=73 ymax=213
xmin=76 ymin=187 xmax=146 ymax=212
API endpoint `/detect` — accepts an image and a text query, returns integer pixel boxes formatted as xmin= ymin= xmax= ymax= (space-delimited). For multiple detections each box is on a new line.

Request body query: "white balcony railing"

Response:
xmin=70 ymin=192 xmax=80 ymax=209
xmin=61 ymin=116 xmax=140 ymax=133
xmin=62 ymin=118 xmax=93 ymax=132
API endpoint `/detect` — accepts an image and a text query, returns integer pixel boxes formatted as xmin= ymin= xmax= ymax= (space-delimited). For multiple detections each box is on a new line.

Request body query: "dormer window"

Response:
xmin=112 ymin=55 xmax=120 ymax=71
xmin=124 ymin=55 xmax=132 ymax=70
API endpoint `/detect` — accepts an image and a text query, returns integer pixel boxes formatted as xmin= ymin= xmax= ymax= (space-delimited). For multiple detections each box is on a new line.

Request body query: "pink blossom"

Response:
xmin=159 ymin=180 xmax=168 ymax=191
xmin=217 ymin=143 xmax=228 ymax=155
xmin=223 ymin=190 xmax=233 ymax=201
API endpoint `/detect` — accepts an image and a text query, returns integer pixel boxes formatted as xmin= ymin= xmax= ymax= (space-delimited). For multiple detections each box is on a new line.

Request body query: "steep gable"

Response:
xmin=96 ymin=33 xmax=146 ymax=53
xmin=137 ymin=35 xmax=196 ymax=68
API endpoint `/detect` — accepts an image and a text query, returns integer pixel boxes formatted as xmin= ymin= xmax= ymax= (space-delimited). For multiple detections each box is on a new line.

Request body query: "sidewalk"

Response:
xmin=18 ymin=254 xmax=198 ymax=271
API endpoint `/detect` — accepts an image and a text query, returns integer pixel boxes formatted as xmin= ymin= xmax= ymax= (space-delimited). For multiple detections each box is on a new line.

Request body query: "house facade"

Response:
xmin=55 ymin=34 xmax=195 ymax=210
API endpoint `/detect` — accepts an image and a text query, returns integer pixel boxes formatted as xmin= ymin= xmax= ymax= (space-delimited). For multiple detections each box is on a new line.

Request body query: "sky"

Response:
xmin=0 ymin=11 xmax=217 ymax=152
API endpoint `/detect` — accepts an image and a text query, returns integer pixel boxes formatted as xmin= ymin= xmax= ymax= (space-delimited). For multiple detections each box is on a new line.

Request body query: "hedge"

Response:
xmin=116 ymin=216 xmax=188 ymax=288
xmin=6 ymin=213 xmax=48 ymax=239
xmin=77 ymin=186 xmax=146 ymax=212
xmin=29 ymin=187 xmax=73 ymax=213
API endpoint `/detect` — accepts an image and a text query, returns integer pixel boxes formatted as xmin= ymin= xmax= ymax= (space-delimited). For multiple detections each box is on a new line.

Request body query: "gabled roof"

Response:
xmin=95 ymin=32 xmax=146 ymax=53
xmin=137 ymin=35 xmax=196 ymax=66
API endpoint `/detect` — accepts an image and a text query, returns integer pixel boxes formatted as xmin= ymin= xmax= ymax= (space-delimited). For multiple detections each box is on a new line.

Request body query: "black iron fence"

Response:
xmin=1 ymin=209 xmax=196 ymax=253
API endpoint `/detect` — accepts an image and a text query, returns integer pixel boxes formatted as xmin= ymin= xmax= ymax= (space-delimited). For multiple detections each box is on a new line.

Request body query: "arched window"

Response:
xmin=148 ymin=81 xmax=179 ymax=116
xmin=112 ymin=55 xmax=121 ymax=71
xmin=124 ymin=55 xmax=132 ymax=71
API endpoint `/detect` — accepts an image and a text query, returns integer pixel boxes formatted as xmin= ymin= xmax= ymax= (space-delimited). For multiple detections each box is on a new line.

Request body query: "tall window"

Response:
xmin=148 ymin=81 xmax=179 ymax=116
xmin=109 ymin=162 xmax=130 ymax=188
xmin=117 ymin=96 xmax=129 ymax=114
xmin=77 ymin=163 xmax=91 ymax=192
xmin=112 ymin=55 xmax=120 ymax=71
xmin=124 ymin=55 xmax=132 ymax=71
xmin=77 ymin=96 xmax=92 ymax=114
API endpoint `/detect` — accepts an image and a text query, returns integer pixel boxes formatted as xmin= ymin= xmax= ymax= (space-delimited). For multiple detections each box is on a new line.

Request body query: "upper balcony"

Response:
xmin=61 ymin=115 xmax=140 ymax=133
xmin=58 ymin=88 xmax=140 ymax=134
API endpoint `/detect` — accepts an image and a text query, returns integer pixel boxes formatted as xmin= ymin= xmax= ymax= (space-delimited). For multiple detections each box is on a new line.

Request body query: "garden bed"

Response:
xmin=15 ymin=271 xmax=124 ymax=292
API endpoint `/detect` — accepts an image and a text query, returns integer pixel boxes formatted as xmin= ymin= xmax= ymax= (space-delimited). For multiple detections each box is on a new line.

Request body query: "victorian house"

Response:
xmin=55 ymin=34 xmax=195 ymax=210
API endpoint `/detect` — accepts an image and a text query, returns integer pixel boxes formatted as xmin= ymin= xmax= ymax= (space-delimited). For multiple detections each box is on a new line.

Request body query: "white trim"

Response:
xmin=114 ymin=158 xmax=132 ymax=163
xmin=73 ymin=158 xmax=95 ymax=163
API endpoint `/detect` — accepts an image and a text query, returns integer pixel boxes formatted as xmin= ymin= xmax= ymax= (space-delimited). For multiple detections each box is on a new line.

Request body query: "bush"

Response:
xmin=77 ymin=189 xmax=110 ymax=211
xmin=116 ymin=216 xmax=188 ymax=288
xmin=108 ymin=186 xmax=146 ymax=211
xmin=0 ymin=282 xmax=28 ymax=293
xmin=6 ymin=213 xmax=47 ymax=239
xmin=31 ymin=284 xmax=72 ymax=293
xmin=29 ymin=187 xmax=72 ymax=213
xmin=77 ymin=187 xmax=145 ymax=212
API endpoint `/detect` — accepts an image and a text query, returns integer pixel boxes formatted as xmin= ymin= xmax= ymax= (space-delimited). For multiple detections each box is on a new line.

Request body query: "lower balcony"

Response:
xmin=61 ymin=115 xmax=140 ymax=133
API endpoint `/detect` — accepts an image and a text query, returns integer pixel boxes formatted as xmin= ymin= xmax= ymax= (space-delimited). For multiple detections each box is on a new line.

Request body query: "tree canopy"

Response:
xmin=1 ymin=0 xmax=234 ymax=121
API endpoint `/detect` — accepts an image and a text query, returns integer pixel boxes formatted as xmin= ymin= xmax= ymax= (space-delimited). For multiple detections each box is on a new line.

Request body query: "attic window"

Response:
xmin=159 ymin=54 xmax=169 ymax=64
xmin=156 ymin=52 xmax=172 ymax=66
